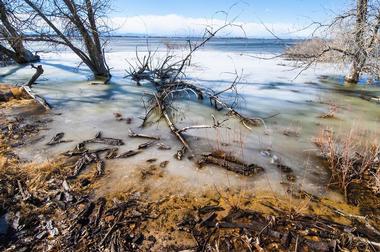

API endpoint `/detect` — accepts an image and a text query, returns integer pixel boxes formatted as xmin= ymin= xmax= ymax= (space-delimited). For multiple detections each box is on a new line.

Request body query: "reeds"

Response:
xmin=313 ymin=127 xmax=380 ymax=199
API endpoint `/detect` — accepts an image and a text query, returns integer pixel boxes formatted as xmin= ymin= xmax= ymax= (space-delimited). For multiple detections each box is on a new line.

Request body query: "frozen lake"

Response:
xmin=1 ymin=37 xmax=379 ymax=198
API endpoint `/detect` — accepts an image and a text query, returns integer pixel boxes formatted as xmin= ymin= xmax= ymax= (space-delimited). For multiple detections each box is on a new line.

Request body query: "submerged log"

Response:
xmin=84 ymin=131 xmax=124 ymax=146
xmin=157 ymin=143 xmax=171 ymax=150
xmin=138 ymin=140 xmax=156 ymax=149
xmin=198 ymin=152 xmax=264 ymax=176
xmin=26 ymin=64 xmax=44 ymax=87
xmin=360 ymin=94 xmax=380 ymax=104
xmin=116 ymin=150 xmax=142 ymax=158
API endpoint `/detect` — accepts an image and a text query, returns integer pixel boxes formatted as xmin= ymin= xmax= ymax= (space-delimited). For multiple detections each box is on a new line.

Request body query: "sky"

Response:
xmin=110 ymin=0 xmax=351 ymax=38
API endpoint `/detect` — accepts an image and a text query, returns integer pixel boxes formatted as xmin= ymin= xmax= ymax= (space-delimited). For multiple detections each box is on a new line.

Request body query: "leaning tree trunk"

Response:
xmin=345 ymin=0 xmax=368 ymax=83
xmin=24 ymin=0 xmax=110 ymax=82
xmin=0 ymin=0 xmax=39 ymax=64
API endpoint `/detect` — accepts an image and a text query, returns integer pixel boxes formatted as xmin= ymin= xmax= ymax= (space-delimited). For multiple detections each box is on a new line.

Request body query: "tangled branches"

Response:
xmin=125 ymin=24 xmax=263 ymax=159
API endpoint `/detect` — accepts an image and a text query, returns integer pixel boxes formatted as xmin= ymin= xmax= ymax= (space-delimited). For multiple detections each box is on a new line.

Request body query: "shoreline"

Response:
xmin=0 ymin=84 xmax=379 ymax=251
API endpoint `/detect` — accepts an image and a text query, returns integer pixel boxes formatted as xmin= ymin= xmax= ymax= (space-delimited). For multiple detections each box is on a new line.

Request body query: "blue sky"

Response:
xmin=110 ymin=0 xmax=350 ymax=37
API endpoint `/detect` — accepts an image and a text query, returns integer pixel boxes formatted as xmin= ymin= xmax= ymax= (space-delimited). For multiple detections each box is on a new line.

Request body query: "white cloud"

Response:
xmin=110 ymin=14 xmax=313 ymax=38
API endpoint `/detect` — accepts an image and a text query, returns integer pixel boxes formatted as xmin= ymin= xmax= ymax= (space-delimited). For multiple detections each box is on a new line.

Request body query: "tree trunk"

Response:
xmin=0 ymin=0 xmax=39 ymax=64
xmin=26 ymin=64 xmax=44 ymax=87
xmin=345 ymin=0 xmax=368 ymax=83
xmin=346 ymin=61 xmax=361 ymax=84
xmin=24 ymin=0 xmax=110 ymax=82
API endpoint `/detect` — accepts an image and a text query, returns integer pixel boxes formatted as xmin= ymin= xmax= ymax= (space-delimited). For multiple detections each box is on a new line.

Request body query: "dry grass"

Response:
xmin=282 ymin=124 xmax=302 ymax=137
xmin=313 ymin=127 xmax=380 ymax=198
xmin=318 ymin=104 xmax=339 ymax=119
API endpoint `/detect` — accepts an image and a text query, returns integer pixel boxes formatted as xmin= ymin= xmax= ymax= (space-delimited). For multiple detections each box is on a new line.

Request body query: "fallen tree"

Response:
xmin=21 ymin=64 xmax=51 ymax=110
xmin=126 ymin=23 xmax=263 ymax=161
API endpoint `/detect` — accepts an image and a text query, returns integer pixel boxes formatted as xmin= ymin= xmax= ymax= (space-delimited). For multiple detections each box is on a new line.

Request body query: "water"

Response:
xmin=22 ymin=37 xmax=299 ymax=54
xmin=106 ymin=37 xmax=299 ymax=54
xmin=1 ymin=37 xmax=379 ymax=198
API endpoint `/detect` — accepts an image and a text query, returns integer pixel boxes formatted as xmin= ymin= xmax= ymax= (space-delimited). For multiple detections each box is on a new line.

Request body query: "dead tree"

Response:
xmin=0 ymin=0 xmax=39 ymax=64
xmin=126 ymin=23 xmax=263 ymax=158
xmin=26 ymin=64 xmax=44 ymax=87
xmin=23 ymin=0 xmax=111 ymax=83
xmin=345 ymin=0 xmax=369 ymax=83
xmin=285 ymin=0 xmax=380 ymax=84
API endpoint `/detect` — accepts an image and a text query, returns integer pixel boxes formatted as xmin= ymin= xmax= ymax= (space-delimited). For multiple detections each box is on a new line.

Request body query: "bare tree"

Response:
xmin=23 ymin=0 xmax=111 ymax=83
xmin=345 ymin=0 xmax=369 ymax=83
xmin=0 ymin=0 xmax=39 ymax=64
xmin=286 ymin=0 xmax=380 ymax=84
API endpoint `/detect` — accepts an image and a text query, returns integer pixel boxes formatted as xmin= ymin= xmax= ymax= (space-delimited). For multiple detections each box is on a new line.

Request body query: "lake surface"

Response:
xmin=1 ymin=37 xmax=379 ymax=198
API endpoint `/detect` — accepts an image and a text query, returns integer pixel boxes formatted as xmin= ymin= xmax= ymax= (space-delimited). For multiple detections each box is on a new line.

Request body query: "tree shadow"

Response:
xmin=41 ymin=61 xmax=92 ymax=75
xmin=0 ymin=64 xmax=26 ymax=79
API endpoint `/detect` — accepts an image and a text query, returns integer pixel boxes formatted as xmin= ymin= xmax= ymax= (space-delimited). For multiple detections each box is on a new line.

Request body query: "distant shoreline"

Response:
xmin=17 ymin=34 xmax=307 ymax=41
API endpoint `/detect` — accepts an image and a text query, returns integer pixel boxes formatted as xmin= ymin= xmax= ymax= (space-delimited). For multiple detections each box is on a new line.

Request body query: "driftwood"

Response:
xmin=21 ymin=85 xmax=51 ymax=110
xmin=146 ymin=158 xmax=157 ymax=163
xmin=174 ymin=148 xmax=186 ymax=160
xmin=116 ymin=150 xmax=142 ymax=158
xmin=27 ymin=64 xmax=44 ymax=87
xmin=177 ymin=205 xmax=380 ymax=252
xmin=71 ymin=153 xmax=97 ymax=178
xmin=18 ymin=64 xmax=52 ymax=110
xmin=96 ymin=159 xmax=105 ymax=176
xmin=105 ymin=148 xmax=119 ymax=159
xmin=62 ymin=132 xmax=124 ymax=178
xmin=126 ymin=24 xmax=264 ymax=160
xmin=198 ymin=151 xmax=264 ymax=176
xmin=2 ymin=114 xmax=379 ymax=252
xmin=128 ymin=129 xmax=160 ymax=140
xmin=199 ymin=154 xmax=264 ymax=176
xmin=159 ymin=160 xmax=169 ymax=168
xmin=17 ymin=180 xmax=31 ymax=201
xmin=161 ymin=104 xmax=194 ymax=158
xmin=360 ymin=94 xmax=380 ymax=104
xmin=138 ymin=140 xmax=156 ymax=149
xmin=47 ymin=132 xmax=64 ymax=145
xmin=157 ymin=143 xmax=171 ymax=150
xmin=47 ymin=132 xmax=72 ymax=146
xmin=62 ymin=147 xmax=111 ymax=157
xmin=84 ymin=132 xmax=124 ymax=146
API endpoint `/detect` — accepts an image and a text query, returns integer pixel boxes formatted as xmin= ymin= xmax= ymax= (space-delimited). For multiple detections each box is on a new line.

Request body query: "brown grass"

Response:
xmin=313 ymin=127 xmax=380 ymax=198
xmin=318 ymin=104 xmax=339 ymax=119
